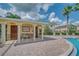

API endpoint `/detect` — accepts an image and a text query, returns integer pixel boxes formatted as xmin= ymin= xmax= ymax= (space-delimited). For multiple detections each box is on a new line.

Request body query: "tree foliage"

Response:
xmin=6 ymin=12 xmax=21 ymax=19
xmin=73 ymin=3 xmax=79 ymax=11
xmin=44 ymin=25 xmax=53 ymax=35
xmin=63 ymin=6 xmax=72 ymax=16
xmin=63 ymin=6 xmax=73 ymax=24
xmin=68 ymin=24 xmax=77 ymax=33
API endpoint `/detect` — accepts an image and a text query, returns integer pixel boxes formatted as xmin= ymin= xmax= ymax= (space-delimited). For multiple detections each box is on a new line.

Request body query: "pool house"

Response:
xmin=0 ymin=17 xmax=46 ymax=44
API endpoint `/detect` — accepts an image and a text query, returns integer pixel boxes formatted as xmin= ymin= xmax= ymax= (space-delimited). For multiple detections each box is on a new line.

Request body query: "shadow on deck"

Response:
xmin=14 ymin=37 xmax=57 ymax=46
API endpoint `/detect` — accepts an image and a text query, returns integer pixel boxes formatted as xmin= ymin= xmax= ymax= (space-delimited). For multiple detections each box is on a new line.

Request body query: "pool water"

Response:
xmin=67 ymin=38 xmax=79 ymax=56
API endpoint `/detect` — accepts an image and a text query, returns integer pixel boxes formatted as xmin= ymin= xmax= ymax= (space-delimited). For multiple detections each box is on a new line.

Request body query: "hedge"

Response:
xmin=68 ymin=32 xmax=73 ymax=35
xmin=62 ymin=32 xmax=66 ymax=35
xmin=75 ymin=32 xmax=79 ymax=35
xmin=55 ymin=32 xmax=60 ymax=35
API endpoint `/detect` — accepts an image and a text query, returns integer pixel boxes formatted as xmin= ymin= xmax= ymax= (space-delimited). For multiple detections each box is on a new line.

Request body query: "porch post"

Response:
xmin=17 ymin=25 xmax=21 ymax=43
xmin=53 ymin=26 xmax=55 ymax=36
xmin=1 ymin=23 xmax=6 ymax=43
xmin=38 ymin=27 xmax=39 ymax=38
xmin=42 ymin=26 xmax=44 ymax=40
xmin=33 ymin=25 xmax=36 ymax=41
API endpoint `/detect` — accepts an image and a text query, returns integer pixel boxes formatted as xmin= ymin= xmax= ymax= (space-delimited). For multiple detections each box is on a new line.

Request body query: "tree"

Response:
xmin=68 ymin=24 xmax=76 ymax=33
xmin=63 ymin=6 xmax=73 ymax=32
xmin=49 ymin=21 xmax=59 ymax=34
xmin=44 ymin=25 xmax=53 ymax=35
xmin=6 ymin=12 xmax=21 ymax=19
xmin=73 ymin=3 xmax=79 ymax=11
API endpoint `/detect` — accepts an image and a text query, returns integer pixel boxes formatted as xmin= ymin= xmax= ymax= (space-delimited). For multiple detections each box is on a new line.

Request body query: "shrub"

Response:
xmin=49 ymin=32 xmax=53 ymax=35
xmin=68 ymin=32 xmax=72 ymax=35
xmin=62 ymin=32 xmax=66 ymax=35
xmin=75 ymin=32 xmax=79 ymax=35
xmin=55 ymin=32 xmax=60 ymax=35
xmin=44 ymin=25 xmax=53 ymax=35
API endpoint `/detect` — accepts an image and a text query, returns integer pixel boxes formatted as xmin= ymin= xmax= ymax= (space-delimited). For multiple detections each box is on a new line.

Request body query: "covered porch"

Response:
xmin=17 ymin=23 xmax=45 ymax=44
xmin=0 ymin=21 xmax=45 ymax=45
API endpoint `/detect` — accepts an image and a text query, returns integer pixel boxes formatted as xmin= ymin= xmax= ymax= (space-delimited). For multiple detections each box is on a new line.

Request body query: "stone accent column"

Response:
xmin=1 ymin=23 xmax=6 ymax=44
xmin=17 ymin=25 xmax=21 ymax=43
xmin=33 ymin=25 xmax=36 ymax=41
xmin=42 ymin=26 xmax=44 ymax=40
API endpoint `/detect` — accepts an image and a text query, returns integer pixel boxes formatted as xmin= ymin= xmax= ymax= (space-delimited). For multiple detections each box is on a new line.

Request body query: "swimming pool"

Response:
xmin=67 ymin=38 xmax=79 ymax=56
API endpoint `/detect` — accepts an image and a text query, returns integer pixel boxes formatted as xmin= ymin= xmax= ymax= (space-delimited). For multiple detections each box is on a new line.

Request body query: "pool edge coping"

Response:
xmin=60 ymin=39 xmax=76 ymax=56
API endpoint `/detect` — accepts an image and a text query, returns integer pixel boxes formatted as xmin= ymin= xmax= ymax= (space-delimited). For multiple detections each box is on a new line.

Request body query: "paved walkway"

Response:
xmin=3 ymin=39 xmax=70 ymax=56
xmin=0 ymin=40 xmax=15 ymax=56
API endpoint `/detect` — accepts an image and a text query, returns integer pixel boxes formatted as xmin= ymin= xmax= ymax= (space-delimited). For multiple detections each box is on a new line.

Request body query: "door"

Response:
xmin=35 ymin=26 xmax=38 ymax=38
xmin=0 ymin=24 xmax=1 ymax=42
xmin=6 ymin=25 xmax=7 ymax=41
xmin=11 ymin=25 xmax=17 ymax=40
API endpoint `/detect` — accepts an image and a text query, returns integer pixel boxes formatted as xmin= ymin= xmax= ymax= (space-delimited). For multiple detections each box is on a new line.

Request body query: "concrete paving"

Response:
xmin=0 ymin=40 xmax=15 ymax=56
xmin=4 ymin=39 xmax=70 ymax=56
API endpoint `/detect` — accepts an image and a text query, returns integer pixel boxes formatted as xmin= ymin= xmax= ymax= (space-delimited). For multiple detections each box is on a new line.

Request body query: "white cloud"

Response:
xmin=11 ymin=3 xmax=53 ymax=13
xmin=73 ymin=21 xmax=79 ymax=25
xmin=11 ymin=4 xmax=38 ymax=12
xmin=22 ymin=13 xmax=35 ymax=20
xmin=39 ymin=14 xmax=47 ymax=19
xmin=50 ymin=17 xmax=62 ymax=23
xmin=21 ymin=12 xmax=46 ymax=21
xmin=48 ymin=12 xmax=55 ymax=21
xmin=9 ymin=7 xmax=16 ymax=13
xmin=20 ymin=12 xmax=39 ymax=20
xmin=0 ymin=8 xmax=7 ymax=17
xmin=62 ymin=19 xmax=75 ymax=25
xmin=10 ymin=3 xmax=53 ymax=20
xmin=62 ymin=21 xmax=67 ymax=25
xmin=41 ymin=4 xmax=53 ymax=12
xmin=49 ymin=12 xmax=62 ymax=24
xmin=0 ymin=3 xmax=54 ymax=21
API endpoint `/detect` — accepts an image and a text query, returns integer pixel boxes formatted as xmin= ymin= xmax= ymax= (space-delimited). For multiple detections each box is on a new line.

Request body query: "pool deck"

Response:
xmin=0 ymin=35 xmax=77 ymax=56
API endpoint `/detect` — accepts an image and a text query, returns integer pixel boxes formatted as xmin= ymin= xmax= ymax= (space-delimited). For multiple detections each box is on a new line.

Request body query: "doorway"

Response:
xmin=35 ymin=26 xmax=38 ymax=38
xmin=11 ymin=25 xmax=18 ymax=40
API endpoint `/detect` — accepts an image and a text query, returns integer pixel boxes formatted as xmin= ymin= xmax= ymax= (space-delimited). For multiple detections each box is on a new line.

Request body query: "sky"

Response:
xmin=0 ymin=3 xmax=79 ymax=25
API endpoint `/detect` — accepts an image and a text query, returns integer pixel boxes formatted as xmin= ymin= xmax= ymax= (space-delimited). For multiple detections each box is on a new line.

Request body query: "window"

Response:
xmin=22 ymin=26 xmax=30 ymax=32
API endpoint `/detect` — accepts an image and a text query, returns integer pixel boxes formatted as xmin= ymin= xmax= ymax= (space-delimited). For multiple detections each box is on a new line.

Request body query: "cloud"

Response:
xmin=62 ymin=18 xmax=75 ymax=25
xmin=21 ymin=12 xmax=47 ymax=21
xmin=40 ymin=4 xmax=53 ymax=12
xmin=22 ymin=13 xmax=35 ymax=20
xmin=11 ymin=4 xmax=38 ymax=12
xmin=0 ymin=3 xmax=54 ymax=21
xmin=50 ymin=17 xmax=62 ymax=23
xmin=48 ymin=12 xmax=55 ymax=20
xmin=11 ymin=3 xmax=53 ymax=13
xmin=9 ymin=3 xmax=50 ymax=20
xmin=0 ymin=8 xmax=7 ymax=17
xmin=25 ymin=12 xmax=40 ymax=20
xmin=73 ymin=21 xmax=79 ymax=25
xmin=49 ymin=12 xmax=62 ymax=24
xmin=62 ymin=21 xmax=67 ymax=25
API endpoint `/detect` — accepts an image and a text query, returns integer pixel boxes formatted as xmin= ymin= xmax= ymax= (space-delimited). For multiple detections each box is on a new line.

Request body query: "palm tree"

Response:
xmin=63 ymin=6 xmax=73 ymax=33
xmin=73 ymin=3 xmax=79 ymax=11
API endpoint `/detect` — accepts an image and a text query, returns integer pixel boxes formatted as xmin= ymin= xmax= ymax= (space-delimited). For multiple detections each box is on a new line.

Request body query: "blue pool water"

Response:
xmin=67 ymin=38 xmax=79 ymax=56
